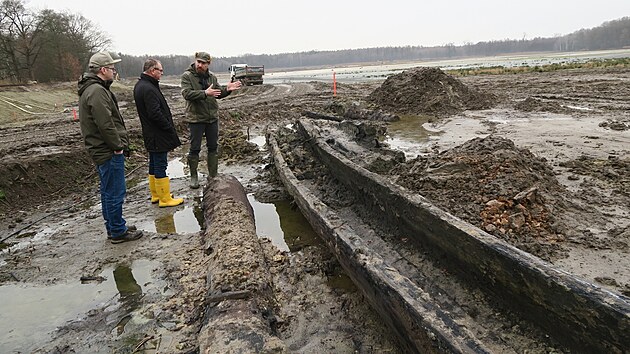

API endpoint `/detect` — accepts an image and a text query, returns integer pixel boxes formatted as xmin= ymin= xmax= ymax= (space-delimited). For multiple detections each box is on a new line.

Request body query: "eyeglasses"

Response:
xmin=104 ymin=67 xmax=117 ymax=72
xmin=153 ymin=67 xmax=164 ymax=73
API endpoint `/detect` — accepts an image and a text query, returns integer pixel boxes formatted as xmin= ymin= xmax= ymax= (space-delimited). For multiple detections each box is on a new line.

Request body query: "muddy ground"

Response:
xmin=0 ymin=65 xmax=629 ymax=352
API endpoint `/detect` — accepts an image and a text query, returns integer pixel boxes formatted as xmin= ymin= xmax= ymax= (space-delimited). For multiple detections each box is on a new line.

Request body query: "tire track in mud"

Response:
xmin=222 ymin=83 xmax=316 ymax=109
xmin=0 ymin=120 xmax=83 ymax=158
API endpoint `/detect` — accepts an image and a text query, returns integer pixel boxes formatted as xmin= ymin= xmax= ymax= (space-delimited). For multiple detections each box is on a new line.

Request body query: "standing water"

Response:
xmin=0 ymin=260 xmax=163 ymax=352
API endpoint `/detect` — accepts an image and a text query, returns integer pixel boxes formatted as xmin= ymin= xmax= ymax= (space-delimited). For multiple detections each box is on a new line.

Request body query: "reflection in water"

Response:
xmin=166 ymin=158 xmax=186 ymax=179
xmin=139 ymin=205 xmax=203 ymax=234
xmin=248 ymin=194 xmax=287 ymax=251
xmin=385 ymin=114 xmax=442 ymax=158
xmin=193 ymin=196 xmax=205 ymax=229
xmin=0 ymin=260 xmax=161 ymax=351
xmin=274 ymin=200 xmax=320 ymax=252
xmin=248 ymin=194 xmax=321 ymax=252
xmin=112 ymin=264 xmax=142 ymax=335
xmin=155 ymin=213 xmax=176 ymax=234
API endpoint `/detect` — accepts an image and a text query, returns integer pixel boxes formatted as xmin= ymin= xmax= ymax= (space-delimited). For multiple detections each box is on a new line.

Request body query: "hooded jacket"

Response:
xmin=133 ymin=73 xmax=181 ymax=152
xmin=77 ymin=73 xmax=128 ymax=165
xmin=180 ymin=63 xmax=230 ymax=123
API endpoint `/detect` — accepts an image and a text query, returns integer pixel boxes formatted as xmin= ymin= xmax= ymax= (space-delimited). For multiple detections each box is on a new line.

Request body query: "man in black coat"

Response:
xmin=133 ymin=59 xmax=184 ymax=207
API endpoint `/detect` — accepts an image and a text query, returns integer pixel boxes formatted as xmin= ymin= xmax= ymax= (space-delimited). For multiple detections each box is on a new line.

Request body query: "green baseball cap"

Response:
xmin=88 ymin=52 xmax=121 ymax=68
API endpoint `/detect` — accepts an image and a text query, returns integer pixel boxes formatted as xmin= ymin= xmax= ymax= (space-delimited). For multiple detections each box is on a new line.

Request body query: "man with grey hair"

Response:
xmin=133 ymin=58 xmax=183 ymax=207
xmin=78 ymin=52 xmax=143 ymax=244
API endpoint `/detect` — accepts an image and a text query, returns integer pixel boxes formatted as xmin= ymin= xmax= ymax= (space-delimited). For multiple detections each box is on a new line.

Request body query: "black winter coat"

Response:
xmin=133 ymin=73 xmax=181 ymax=152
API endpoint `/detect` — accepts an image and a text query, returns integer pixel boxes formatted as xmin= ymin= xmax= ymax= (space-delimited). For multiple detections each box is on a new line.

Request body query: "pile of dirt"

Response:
xmin=368 ymin=67 xmax=495 ymax=117
xmin=388 ymin=135 xmax=569 ymax=261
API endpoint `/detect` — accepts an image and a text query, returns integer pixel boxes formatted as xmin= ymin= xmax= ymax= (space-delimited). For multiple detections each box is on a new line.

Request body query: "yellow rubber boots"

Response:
xmin=155 ymin=177 xmax=184 ymax=207
xmin=148 ymin=175 xmax=159 ymax=203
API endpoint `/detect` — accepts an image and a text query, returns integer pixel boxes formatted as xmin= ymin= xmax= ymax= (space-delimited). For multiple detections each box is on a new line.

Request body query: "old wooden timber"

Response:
xmin=269 ymin=118 xmax=630 ymax=353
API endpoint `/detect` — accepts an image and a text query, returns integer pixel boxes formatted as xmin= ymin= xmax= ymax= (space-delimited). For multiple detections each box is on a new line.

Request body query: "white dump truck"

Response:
xmin=229 ymin=64 xmax=264 ymax=85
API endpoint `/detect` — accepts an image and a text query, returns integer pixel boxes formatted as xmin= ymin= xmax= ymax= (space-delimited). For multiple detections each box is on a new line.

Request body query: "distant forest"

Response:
xmin=1 ymin=0 xmax=629 ymax=83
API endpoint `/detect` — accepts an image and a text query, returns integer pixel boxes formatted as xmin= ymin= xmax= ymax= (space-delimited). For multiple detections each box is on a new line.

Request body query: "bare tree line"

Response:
xmin=0 ymin=0 xmax=109 ymax=83
xmin=1 ymin=0 xmax=628 ymax=84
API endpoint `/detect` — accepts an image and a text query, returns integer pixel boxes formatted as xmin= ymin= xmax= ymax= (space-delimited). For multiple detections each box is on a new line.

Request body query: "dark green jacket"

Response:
xmin=180 ymin=64 xmax=230 ymax=123
xmin=77 ymin=73 xmax=128 ymax=165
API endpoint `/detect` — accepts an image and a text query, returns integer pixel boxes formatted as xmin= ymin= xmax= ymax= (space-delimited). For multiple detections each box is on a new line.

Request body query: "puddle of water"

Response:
xmin=384 ymin=114 xmax=442 ymax=158
xmin=246 ymin=195 xmax=354 ymax=291
xmin=247 ymin=194 xmax=320 ymax=252
xmin=0 ymin=259 xmax=161 ymax=352
xmin=1 ymin=227 xmax=54 ymax=254
xmin=273 ymin=199 xmax=321 ymax=252
xmin=166 ymin=158 xmax=186 ymax=179
xmin=137 ymin=204 xmax=203 ymax=234
xmin=249 ymin=135 xmax=266 ymax=150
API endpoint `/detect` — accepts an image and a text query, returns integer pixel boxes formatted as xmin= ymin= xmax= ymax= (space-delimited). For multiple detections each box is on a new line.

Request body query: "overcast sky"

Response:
xmin=26 ymin=0 xmax=630 ymax=58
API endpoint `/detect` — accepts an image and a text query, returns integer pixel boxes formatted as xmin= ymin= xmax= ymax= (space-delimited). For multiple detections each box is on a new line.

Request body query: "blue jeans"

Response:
xmin=188 ymin=121 xmax=218 ymax=157
xmin=97 ymin=153 xmax=127 ymax=237
xmin=149 ymin=152 xmax=168 ymax=178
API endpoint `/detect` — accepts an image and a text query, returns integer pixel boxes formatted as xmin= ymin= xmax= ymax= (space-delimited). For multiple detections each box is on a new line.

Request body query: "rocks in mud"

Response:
xmin=368 ymin=67 xmax=495 ymax=117
xmin=390 ymin=135 xmax=568 ymax=261
xmin=599 ymin=119 xmax=629 ymax=131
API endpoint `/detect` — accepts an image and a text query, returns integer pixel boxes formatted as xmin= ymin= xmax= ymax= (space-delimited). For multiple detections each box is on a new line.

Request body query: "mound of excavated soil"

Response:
xmin=368 ymin=67 xmax=495 ymax=117
xmin=388 ymin=135 xmax=569 ymax=261
xmin=515 ymin=97 xmax=566 ymax=113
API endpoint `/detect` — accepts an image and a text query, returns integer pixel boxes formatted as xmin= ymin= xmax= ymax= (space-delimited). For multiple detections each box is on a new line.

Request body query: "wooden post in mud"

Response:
xmin=333 ymin=70 xmax=337 ymax=97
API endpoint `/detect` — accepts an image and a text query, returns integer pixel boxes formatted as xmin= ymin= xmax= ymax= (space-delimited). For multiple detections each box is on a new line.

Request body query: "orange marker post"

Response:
xmin=72 ymin=108 xmax=77 ymax=121
xmin=333 ymin=70 xmax=337 ymax=97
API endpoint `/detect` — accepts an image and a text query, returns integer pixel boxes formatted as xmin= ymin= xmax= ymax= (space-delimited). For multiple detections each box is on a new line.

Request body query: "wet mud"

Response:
xmin=0 ymin=65 xmax=629 ymax=352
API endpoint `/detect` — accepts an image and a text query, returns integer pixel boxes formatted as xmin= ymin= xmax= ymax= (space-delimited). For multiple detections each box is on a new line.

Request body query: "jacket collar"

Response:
xmin=140 ymin=72 xmax=159 ymax=86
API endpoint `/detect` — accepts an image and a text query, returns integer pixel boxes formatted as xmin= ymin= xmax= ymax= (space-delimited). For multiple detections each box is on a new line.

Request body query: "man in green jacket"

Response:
xmin=180 ymin=51 xmax=241 ymax=188
xmin=78 ymin=52 xmax=143 ymax=244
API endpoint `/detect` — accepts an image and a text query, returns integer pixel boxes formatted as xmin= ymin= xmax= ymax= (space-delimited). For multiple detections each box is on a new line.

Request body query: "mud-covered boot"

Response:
xmin=188 ymin=155 xmax=199 ymax=189
xmin=155 ymin=177 xmax=184 ymax=207
xmin=207 ymin=152 xmax=218 ymax=178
